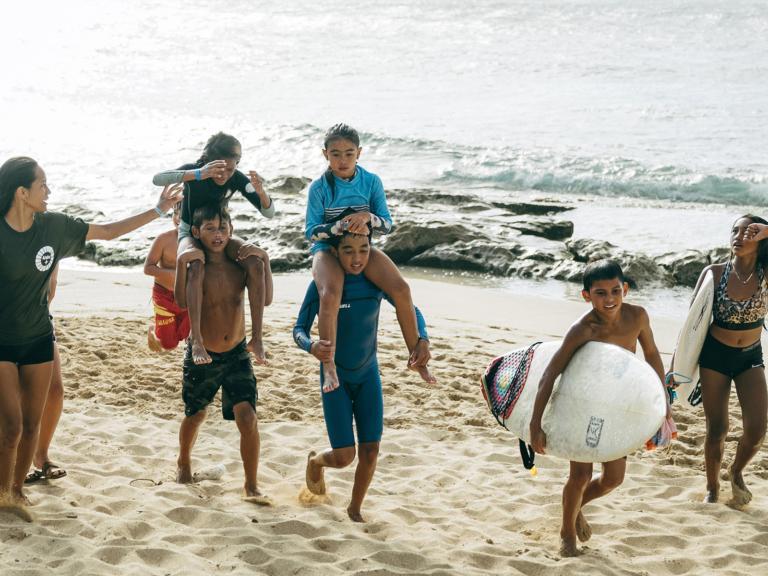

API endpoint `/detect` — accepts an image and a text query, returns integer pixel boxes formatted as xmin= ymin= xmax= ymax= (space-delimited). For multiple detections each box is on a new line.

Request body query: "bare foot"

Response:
xmin=322 ymin=363 xmax=340 ymax=393
xmin=176 ymin=464 xmax=193 ymax=484
xmin=347 ymin=506 xmax=366 ymax=523
xmin=243 ymin=486 xmax=272 ymax=506
xmin=703 ymin=487 xmax=719 ymax=503
xmin=559 ymin=535 xmax=580 ymax=557
xmin=305 ymin=451 xmax=327 ymax=495
xmin=410 ymin=364 xmax=437 ymax=384
xmin=192 ymin=341 xmax=211 ymax=365
xmin=728 ymin=465 xmax=752 ymax=507
xmin=147 ymin=326 xmax=164 ymax=353
xmin=575 ymin=511 xmax=592 ymax=542
xmin=246 ymin=338 xmax=269 ymax=366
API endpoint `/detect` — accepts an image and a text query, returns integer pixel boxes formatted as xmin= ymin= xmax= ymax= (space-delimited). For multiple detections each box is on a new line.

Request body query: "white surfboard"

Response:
xmin=672 ymin=269 xmax=714 ymax=408
xmin=481 ymin=341 xmax=666 ymax=462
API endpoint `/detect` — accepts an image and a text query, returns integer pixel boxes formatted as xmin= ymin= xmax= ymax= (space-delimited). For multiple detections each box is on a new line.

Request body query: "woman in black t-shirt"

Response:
xmin=0 ymin=156 xmax=182 ymax=506
xmin=152 ymin=132 xmax=275 ymax=367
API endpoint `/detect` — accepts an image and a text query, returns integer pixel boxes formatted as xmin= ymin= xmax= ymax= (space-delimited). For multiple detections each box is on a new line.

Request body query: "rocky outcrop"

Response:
xmin=63 ymin=204 xmax=105 ymax=221
xmin=509 ymin=218 xmax=574 ymax=241
xmin=658 ymin=250 xmax=710 ymax=287
xmin=566 ymin=238 xmax=616 ymax=262
xmin=492 ymin=201 xmax=574 ymax=215
xmin=268 ymin=176 xmax=311 ymax=194
xmin=79 ymin=242 xmax=145 ymax=267
xmin=379 ymin=222 xmax=481 ymax=263
xmin=408 ymin=240 xmax=522 ymax=275
xmin=547 ymin=260 xmax=586 ymax=282
xmin=565 ymin=238 xmax=670 ymax=287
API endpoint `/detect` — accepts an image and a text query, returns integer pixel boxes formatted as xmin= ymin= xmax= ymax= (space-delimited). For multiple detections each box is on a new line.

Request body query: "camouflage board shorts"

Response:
xmin=182 ymin=339 xmax=257 ymax=420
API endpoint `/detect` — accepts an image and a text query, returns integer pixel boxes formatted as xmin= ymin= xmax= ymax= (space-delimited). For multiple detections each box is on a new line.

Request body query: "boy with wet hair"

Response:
xmin=173 ymin=205 xmax=268 ymax=503
xmin=529 ymin=258 xmax=671 ymax=557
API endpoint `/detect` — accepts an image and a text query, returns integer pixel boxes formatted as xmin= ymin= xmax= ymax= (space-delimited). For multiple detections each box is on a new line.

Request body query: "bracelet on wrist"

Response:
xmin=154 ymin=206 xmax=164 ymax=217
xmin=195 ymin=169 xmax=201 ymax=181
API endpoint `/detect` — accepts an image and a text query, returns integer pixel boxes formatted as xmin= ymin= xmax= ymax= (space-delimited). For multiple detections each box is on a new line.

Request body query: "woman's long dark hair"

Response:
xmin=0 ymin=156 xmax=38 ymax=216
xmin=735 ymin=214 xmax=768 ymax=267
xmin=195 ymin=132 xmax=242 ymax=167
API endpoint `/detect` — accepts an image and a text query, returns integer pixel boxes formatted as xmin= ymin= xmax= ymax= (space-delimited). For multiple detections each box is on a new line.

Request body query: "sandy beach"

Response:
xmin=1 ymin=268 xmax=767 ymax=575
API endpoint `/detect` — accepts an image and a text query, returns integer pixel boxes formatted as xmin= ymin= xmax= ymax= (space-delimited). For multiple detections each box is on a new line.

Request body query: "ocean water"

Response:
xmin=1 ymin=0 xmax=766 ymax=315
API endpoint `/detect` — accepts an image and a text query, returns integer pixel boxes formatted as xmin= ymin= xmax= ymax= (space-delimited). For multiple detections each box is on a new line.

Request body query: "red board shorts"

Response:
xmin=153 ymin=283 xmax=190 ymax=350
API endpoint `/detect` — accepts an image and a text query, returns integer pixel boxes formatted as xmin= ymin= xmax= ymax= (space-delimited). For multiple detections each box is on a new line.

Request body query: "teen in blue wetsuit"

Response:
xmin=293 ymin=230 xmax=436 ymax=522
xmin=306 ymin=124 xmax=426 ymax=394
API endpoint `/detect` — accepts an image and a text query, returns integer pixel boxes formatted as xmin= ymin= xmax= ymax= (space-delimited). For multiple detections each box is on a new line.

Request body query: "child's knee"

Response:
xmin=188 ymin=408 xmax=207 ymax=425
xmin=358 ymin=443 xmax=379 ymax=464
xmin=601 ymin=470 xmax=625 ymax=491
xmin=187 ymin=259 xmax=204 ymax=280
xmin=567 ymin=469 xmax=592 ymax=490
xmin=318 ymin=283 xmax=343 ymax=307
xmin=334 ymin=446 xmax=356 ymax=468
xmin=387 ymin=277 xmax=411 ymax=302
xmin=234 ymin=403 xmax=257 ymax=432
xmin=241 ymin=255 xmax=265 ymax=278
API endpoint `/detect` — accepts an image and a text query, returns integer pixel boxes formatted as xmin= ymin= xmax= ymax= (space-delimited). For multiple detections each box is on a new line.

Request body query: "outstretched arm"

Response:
xmin=152 ymin=161 xmax=227 ymax=186
xmin=529 ymin=325 xmax=590 ymax=454
xmin=87 ymin=184 xmax=183 ymax=241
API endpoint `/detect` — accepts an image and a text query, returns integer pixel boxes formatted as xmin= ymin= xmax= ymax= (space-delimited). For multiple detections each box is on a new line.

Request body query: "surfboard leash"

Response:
xmin=518 ymin=439 xmax=537 ymax=476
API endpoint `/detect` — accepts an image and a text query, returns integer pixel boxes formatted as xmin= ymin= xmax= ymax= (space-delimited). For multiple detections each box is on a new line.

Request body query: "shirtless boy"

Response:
xmin=528 ymin=258 xmax=671 ymax=557
xmin=173 ymin=205 xmax=268 ymax=502
xmin=144 ymin=203 xmax=189 ymax=352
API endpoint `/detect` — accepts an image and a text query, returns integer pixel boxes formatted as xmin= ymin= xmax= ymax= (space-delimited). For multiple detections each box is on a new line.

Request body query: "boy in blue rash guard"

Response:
xmin=294 ymin=230 xmax=436 ymax=522
xmin=306 ymin=124 xmax=426 ymax=396
xmin=153 ymin=132 xmax=275 ymax=367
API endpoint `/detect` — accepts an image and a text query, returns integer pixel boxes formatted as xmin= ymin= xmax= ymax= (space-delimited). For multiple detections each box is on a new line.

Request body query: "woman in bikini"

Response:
xmin=676 ymin=215 xmax=768 ymax=505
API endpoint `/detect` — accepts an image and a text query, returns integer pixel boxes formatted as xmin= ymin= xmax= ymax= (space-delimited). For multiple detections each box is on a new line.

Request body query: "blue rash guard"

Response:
xmin=304 ymin=166 xmax=393 ymax=254
xmin=293 ymin=272 xmax=429 ymax=448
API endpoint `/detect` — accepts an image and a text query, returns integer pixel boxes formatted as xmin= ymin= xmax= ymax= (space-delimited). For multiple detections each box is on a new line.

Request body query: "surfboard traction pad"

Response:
xmin=481 ymin=342 xmax=541 ymax=427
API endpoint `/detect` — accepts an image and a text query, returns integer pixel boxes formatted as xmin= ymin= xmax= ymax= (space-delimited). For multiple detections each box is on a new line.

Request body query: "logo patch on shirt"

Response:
xmin=339 ymin=304 xmax=351 ymax=309
xmin=35 ymin=246 xmax=55 ymax=272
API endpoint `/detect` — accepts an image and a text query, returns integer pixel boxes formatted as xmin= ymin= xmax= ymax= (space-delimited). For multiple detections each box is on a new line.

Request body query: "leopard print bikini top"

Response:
xmin=712 ymin=260 xmax=768 ymax=331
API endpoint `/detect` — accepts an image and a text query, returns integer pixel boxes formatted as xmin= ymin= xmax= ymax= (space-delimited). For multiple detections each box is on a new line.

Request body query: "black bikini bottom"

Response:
xmin=699 ymin=333 xmax=764 ymax=380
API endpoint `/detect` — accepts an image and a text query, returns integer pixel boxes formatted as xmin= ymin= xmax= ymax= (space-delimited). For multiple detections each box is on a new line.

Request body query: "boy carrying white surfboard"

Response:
xmin=528 ymin=258 xmax=673 ymax=558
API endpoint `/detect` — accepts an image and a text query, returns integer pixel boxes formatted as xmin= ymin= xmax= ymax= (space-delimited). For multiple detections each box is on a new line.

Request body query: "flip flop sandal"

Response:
xmin=41 ymin=462 xmax=67 ymax=480
xmin=24 ymin=469 xmax=44 ymax=484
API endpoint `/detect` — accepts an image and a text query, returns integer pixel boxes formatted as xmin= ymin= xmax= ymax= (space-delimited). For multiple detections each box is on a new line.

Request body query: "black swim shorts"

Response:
xmin=699 ymin=332 xmax=764 ymax=380
xmin=181 ymin=339 xmax=258 ymax=420
xmin=0 ymin=332 xmax=55 ymax=366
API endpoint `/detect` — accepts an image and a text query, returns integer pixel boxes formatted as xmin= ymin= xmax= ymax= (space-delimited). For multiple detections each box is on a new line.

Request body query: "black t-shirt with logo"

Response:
xmin=177 ymin=163 xmax=264 ymax=230
xmin=0 ymin=212 xmax=89 ymax=345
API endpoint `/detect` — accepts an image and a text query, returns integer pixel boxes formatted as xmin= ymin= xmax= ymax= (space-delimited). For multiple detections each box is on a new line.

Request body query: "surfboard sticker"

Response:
xmin=585 ymin=417 xmax=604 ymax=448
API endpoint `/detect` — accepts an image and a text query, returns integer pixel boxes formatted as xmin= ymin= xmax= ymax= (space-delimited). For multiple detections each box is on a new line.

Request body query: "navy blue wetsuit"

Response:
xmin=293 ymin=273 xmax=429 ymax=448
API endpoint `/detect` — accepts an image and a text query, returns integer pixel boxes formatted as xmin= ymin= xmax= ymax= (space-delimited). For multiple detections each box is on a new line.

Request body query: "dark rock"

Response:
xmin=268 ymin=176 xmax=311 ymax=194
xmin=518 ymin=247 xmax=568 ymax=263
xmin=611 ymin=250 xmax=670 ymax=288
xmin=233 ymin=214 xmax=255 ymax=222
xmin=507 ymin=259 xmax=553 ymax=279
xmin=457 ymin=203 xmax=492 ymax=213
xmin=62 ymin=204 xmax=105 ymax=221
xmin=492 ymin=201 xmax=574 ymax=215
xmin=707 ymin=246 xmax=731 ymax=265
xmin=658 ymin=250 xmax=709 ymax=287
xmin=387 ymin=189 xmax=479 ymax=206
xmin=547 ymin=260 xmax=586 ymax=283
xmin=269 ymin=249 xmax=311 ymax=272
xmin=408 ymin=240 xmax=521 ymax=275
xmin=566 ymin=238 xmax=617 ymax=263
xmin=78 ymin=242 xmax=145 ymax=267
xmin=379 ymin=222 xmax=483 ymax=263
xmin=509 ymin=218 xmax=574 ymax=241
